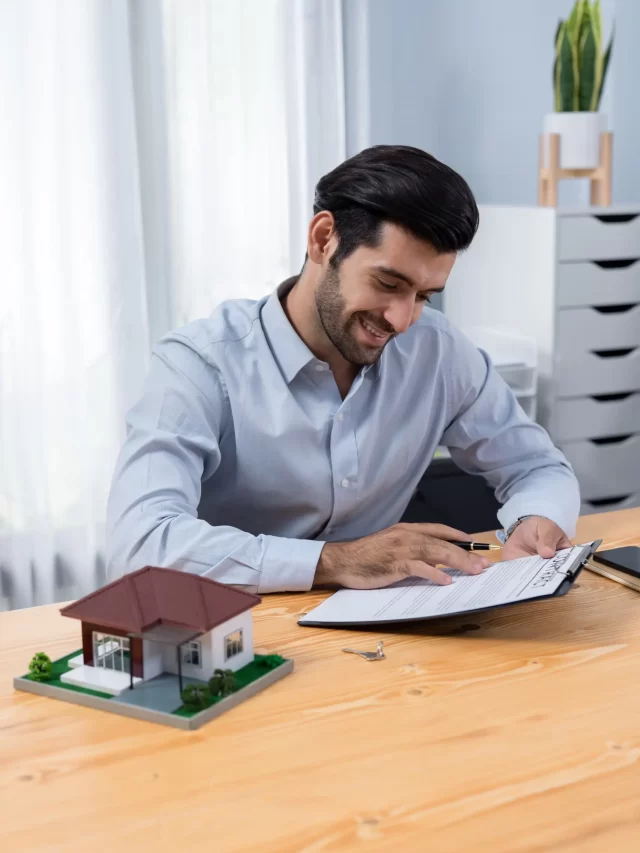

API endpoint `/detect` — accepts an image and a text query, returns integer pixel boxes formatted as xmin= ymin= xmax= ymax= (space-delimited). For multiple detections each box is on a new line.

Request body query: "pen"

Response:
xmin=447 ymin=541 xmax=502 ymax=551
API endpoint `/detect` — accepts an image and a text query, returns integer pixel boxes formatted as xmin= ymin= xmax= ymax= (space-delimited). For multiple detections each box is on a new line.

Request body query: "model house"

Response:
xmin=58 ymin=566 xmax=261 ymax=695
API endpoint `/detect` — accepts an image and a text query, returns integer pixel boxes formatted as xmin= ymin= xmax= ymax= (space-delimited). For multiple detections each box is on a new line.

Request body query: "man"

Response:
xmin=106 ymin=145 xmax=579 ymax=593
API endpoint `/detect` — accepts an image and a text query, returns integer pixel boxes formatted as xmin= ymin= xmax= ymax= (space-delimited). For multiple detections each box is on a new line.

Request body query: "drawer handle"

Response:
xmin=591 ymin=347 xmax=637 ymax=358
xmin=592 ymin=258 xmax=640 ymax=269
xmin=591 ymin=392 xmax=635 ymax=402
xmin=591 ymin=303 xmax=638 ymax=314
xmin=586 ymin=495 xmax=632 ymax=507
xmin=594 ymin=214 xmax=640 ymax=224
xmin=590 ymin=434 xmax=634 ymax=445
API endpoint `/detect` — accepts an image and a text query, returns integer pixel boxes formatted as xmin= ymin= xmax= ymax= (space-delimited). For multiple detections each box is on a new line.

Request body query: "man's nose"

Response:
xmin=383 ymin=297 xmax=416 ymax=334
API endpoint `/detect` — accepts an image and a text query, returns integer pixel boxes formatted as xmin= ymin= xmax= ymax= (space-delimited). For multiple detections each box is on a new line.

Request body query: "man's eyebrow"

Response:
xmin=373 ymin=265 xmax=415 ymax=286
xmin=373 ymin=265 xmax=445 ymax=294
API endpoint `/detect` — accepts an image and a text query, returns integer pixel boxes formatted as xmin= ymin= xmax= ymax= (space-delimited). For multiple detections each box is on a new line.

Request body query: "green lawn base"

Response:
xmin=174 ymin=654 xmax=289 ymax=717
xmin=22 ymin=649 xmax=112 ymax=700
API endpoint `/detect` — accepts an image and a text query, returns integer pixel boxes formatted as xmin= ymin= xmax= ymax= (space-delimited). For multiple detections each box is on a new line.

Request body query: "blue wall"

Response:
xmin=346 ymin=0 xmax=637 ymax=206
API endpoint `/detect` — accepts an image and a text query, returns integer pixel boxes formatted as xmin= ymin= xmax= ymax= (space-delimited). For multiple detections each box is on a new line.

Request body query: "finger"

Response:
xmin=421 ymin=540 xmax=487 ymax=574
xmin=403 ymin=523 xmax=474 ymax=542
xmin=396 ymin=560 xmax=453 ymax=585
xmin=537 ymin=522 xmax=564 ymax=558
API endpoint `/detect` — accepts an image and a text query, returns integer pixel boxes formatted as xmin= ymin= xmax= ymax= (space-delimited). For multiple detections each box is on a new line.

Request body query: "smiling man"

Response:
xmin=106 ymin=145 xmax=579 ymax=592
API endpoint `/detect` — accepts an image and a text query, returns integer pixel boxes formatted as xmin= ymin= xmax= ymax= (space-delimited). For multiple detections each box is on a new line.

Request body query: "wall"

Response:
xmin=211 ymin=611 xmax=254 ymax=673
xmin=346 ymin=0 xmax=632 ymax=207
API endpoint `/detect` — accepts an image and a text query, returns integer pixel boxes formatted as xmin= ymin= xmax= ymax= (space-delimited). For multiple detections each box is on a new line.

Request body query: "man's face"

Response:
xmin=315 ymin=222 xmax=456 ymax=366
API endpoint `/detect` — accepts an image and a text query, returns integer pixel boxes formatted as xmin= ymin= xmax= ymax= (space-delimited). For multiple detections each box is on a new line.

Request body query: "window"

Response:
xmin=184 ymin=642 xmax=201 ymax=667
xmin=225 ymin=630 xmax=243 ymax=660
xmin=93 ymin=632 xmax=130 ymax=672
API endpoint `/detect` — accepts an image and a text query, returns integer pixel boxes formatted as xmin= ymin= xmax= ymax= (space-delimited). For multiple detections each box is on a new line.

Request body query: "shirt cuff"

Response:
xmin=259 ymin=535 xmax=326 ymax=593
xmin=497 ymin=498 xmax=578 ymax=541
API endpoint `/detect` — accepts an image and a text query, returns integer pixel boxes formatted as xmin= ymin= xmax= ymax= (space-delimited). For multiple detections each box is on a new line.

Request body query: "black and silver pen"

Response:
xmin=447 ymin=541 xmax=502 ymax=552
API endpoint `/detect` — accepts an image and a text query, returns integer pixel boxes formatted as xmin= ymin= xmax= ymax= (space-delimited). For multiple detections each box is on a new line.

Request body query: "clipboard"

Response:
xmin=298 ymin=540 xmax=602 ymax=629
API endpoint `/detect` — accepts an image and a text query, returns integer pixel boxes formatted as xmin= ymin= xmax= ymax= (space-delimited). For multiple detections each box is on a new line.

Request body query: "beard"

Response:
xmin=314 ymin=263 xmax=395 ymax=366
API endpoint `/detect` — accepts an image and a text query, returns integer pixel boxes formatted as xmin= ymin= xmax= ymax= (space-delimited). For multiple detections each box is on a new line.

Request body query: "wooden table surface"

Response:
xmin=2 ymin=509 xmax=640 ymax=853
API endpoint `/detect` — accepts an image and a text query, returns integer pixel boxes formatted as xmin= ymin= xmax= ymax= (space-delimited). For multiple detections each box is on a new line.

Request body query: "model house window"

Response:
xmin=225 ymin=630 xmax=243 ymax=660
xmin=184 ymin=641 xmax=201 ymax=667
xmin=93 ymin=632 xmax=129 ymax=672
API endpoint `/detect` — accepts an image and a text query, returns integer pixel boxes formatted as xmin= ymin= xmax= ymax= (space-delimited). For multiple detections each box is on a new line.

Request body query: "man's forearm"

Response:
xmin=106 ymin=508 xmax=326 ymax=593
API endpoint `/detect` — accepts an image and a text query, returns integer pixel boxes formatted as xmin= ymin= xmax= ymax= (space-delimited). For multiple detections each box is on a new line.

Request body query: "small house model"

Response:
xmin=58 ymin=566 xmax=261 ymax=696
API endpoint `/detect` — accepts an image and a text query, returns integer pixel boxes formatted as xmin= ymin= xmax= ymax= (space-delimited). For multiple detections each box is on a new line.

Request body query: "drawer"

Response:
xmin=559 ymin=434 xmax=640 ymax=499
xmin=556 ymin=304 xmax=640 ymax=354
xmin=581 ymin=492 xmax=640 ymax=515
xmin=557 ymin=260 xmax=640 ymax=307
xmin=555 ymin=346 xmax=640 ymax=396
xmin=558 ymin=213 xmax=640 ymax=261
xmin=552 ymin=392 xmax=640 ymax=441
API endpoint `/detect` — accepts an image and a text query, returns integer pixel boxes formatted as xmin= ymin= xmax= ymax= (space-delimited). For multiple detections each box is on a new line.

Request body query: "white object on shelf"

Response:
xmin=543 ymin=112 xmax=606 ymax=170
xmin=460 ymin=325 xmax=538 ymax=420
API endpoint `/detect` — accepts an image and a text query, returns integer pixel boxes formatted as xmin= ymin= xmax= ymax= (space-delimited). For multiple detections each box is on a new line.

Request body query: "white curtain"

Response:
xmin=0 ymin=0 xmax=346 ymax=610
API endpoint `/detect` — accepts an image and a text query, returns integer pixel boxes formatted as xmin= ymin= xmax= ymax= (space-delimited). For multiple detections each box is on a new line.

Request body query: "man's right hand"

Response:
xmin=314 ymin=522 xmax=490 ymax=589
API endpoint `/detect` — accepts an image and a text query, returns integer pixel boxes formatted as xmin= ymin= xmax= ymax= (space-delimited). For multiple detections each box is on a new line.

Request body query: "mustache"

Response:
xmin=357 ymin=313 xmax=396 ymax=335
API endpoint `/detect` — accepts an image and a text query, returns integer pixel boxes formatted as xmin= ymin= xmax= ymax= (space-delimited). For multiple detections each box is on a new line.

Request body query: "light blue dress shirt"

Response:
xmin=106 ymin=277 xmax=580 ymax=592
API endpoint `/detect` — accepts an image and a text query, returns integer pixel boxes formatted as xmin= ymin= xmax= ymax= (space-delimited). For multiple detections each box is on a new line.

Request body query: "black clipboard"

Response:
xmin=298 ymin=540 xmax=602 ymax=628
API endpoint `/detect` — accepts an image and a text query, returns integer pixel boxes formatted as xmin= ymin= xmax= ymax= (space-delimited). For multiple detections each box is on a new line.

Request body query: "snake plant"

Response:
xmin=554 ymin=0 xmax=613 ymax=111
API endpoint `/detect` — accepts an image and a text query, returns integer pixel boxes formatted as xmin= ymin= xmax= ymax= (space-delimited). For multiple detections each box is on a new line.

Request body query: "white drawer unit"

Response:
xmin=559 ymin=434 xmax=640 ymax=500
xmin=556 ymin=305 xmax=640 ymax=352
xmin=557 ymin=212 xmax=640 ymax=261
xmin=555 ymin=346 xmax=640 ymax=397
xmin=556 ymin=260 xmax=640 ymax=307
xmin=552 ymin=392 xmax=640 ymax=441
xmin=445 ymin=204 xmax=640 ymax=514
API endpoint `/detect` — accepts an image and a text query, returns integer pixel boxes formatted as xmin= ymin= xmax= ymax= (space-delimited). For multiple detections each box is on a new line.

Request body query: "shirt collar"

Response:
xmin=261 ymin=277 xmax=317 ymax=385
xmin=261 ymin=276 xmax=383 ymax=385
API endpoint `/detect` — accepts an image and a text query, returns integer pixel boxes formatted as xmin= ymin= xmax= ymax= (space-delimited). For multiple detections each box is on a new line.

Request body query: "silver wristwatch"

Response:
xmin=504 ymin=515 xmax=535 ymax=541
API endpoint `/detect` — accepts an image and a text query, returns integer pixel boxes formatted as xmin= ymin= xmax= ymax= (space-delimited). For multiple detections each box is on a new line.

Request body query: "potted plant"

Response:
xmin=544 ymin=0 xmax=613 ymax=169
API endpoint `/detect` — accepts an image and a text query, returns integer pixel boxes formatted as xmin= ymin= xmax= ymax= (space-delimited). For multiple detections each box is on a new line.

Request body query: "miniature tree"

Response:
xmin=180 ymin=683 xmax=210 ymax=710
xmin=28 ymin=652 xmax=53 ymax=682
xmin=209 ymin=668 xmax=236 ymax=698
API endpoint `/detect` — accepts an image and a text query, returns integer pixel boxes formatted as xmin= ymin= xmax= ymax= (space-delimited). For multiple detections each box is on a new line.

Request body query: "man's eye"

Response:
xmin=417 ymin=293 xmax=432 ymax=303
xmin=380 ymin=282 xmax=396 ymax=292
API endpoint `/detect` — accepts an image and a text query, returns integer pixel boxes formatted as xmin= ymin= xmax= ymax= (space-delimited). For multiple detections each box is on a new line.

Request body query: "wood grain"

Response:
xmin=2 ymin=509 xmax=640 ymax=852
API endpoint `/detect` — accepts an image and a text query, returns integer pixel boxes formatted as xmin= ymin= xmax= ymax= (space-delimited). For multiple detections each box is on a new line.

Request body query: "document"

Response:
xmin=299 ymin=542 xmax=597 ymax=626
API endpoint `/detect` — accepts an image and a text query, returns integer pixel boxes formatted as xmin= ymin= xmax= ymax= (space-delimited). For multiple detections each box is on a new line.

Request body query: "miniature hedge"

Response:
xmin=28 ymin=652 xmax=53 ymax=681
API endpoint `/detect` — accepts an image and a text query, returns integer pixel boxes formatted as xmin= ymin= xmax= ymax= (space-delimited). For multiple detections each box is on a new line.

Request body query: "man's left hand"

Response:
xmin=501 ymin=516 xmax=572 ymax=561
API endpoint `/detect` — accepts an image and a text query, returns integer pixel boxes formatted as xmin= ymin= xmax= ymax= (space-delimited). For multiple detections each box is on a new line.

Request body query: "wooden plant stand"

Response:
xmin=538 ymin=131 xmax=612 ymax=207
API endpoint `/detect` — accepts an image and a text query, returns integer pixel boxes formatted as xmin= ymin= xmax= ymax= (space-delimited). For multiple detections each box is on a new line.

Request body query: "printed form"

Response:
xmin=299 ymin=543 xmax=595 ymax=626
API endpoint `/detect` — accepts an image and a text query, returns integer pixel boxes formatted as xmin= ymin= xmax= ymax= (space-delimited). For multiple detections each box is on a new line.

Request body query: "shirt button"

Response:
xmin=336 ymin=413 xmax=344 ymax=422
xmin=315 ymin=364 xmax=326 ymax=372
xmin=341 ymin=478 xmax=349 ymax=488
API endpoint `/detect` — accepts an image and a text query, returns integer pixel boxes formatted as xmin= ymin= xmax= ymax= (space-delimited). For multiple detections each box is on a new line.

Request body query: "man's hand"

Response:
xmin=314 ymin=523 xmax=491 ymax=589
xmin=501 ymin=516 xmax=572 ymax=561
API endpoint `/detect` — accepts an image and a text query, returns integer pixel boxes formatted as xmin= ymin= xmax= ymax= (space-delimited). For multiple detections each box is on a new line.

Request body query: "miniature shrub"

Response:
xmin=28 ymin=652 xmax=53 ymax=681
xmin=180 ymin=683 xmax=210 ymax=710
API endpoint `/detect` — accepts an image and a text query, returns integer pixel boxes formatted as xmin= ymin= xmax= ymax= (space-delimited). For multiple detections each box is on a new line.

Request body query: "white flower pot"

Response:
xmin=543 ymin=112 xmax=607 ymax=169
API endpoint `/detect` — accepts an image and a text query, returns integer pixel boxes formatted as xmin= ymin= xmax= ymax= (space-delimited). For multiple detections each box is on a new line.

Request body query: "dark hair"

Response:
xmin=313 ymin=145 xmax=479 ymax=266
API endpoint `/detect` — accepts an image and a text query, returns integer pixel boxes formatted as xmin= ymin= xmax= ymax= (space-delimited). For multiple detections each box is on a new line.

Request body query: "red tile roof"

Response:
xmin=60 ymin=566 xmax=261 ymax=634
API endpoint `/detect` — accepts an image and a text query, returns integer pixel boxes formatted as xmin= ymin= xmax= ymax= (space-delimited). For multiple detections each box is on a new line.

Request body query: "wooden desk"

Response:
xmin=2 ymin=509 xmax=640 ymax=852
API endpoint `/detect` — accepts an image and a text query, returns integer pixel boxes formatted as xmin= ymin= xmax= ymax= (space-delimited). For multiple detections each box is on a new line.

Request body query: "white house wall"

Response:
xmin=142 ymin=640 xmax=164 ymax=680
xmin=211 ymin=611 xmax=254 ymax=672
xmin=162 ymin=631 xmax=215 ymax=680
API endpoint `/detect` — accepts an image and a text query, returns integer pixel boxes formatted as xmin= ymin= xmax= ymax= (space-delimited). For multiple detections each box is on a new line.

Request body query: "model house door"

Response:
xmin=92 ymin=632 xmax=130 ymax=672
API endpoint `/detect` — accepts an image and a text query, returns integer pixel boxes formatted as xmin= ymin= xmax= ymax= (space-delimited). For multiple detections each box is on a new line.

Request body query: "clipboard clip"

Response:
xmin=555 ymin=540 xmax=603 ymax=579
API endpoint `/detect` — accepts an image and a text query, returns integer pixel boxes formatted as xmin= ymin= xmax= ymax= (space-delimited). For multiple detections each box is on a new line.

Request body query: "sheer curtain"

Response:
xmin=0 ymin=0 xmax=346 ymax=610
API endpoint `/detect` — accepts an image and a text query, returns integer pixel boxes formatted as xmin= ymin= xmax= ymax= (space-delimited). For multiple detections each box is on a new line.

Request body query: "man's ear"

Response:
xmin=307 ymin=211 xmax=338 ymax=265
